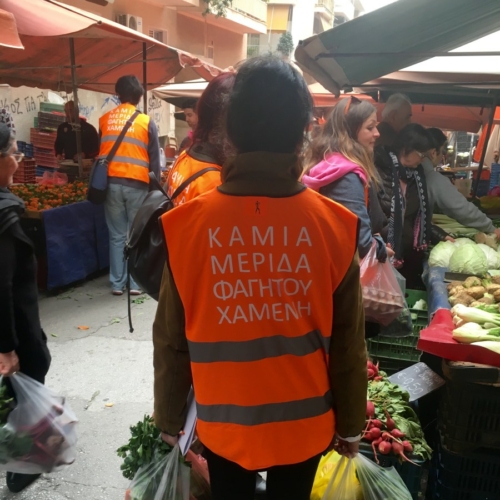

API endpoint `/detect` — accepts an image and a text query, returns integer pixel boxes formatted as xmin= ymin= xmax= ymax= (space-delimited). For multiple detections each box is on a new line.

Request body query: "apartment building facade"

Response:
xmin=247 ymin=0 xmax=364 ymax=59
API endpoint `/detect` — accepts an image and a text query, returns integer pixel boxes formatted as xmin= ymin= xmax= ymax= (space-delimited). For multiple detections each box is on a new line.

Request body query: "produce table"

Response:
xmin=23 ymin=201 xmax=109 ymax=290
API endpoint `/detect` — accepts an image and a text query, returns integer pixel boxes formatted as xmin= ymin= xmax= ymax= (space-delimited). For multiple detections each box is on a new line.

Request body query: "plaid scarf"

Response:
xmin=387 ymin=152 xmax=429 ymax=267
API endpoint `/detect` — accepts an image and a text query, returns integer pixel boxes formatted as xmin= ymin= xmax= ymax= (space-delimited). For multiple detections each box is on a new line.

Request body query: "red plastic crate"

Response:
xmin=34 ymin=147 xmax=59 ymax=169
xmin=30 ymin=128 xmax=56 ymax=150
xmin=13 ymin=159 xmax=36 ymax=183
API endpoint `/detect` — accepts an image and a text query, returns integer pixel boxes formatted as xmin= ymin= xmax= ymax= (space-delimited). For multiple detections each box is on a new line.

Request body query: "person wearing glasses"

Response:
xmin=375 ymin=123 xmax=451 ymax=288
xmin=0 ymin=123 xmax=51 ymax=493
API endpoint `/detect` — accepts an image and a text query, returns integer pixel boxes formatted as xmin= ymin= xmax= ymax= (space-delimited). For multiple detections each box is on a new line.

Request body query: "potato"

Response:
xmin=450 ymin=285 xmax=465 ymax=296
xmin=492 ymin=275 xmax=500 ymax=285
xmin=449 ymin=292 xmax=474 ymax=306
xmin=467 ymin=286 xmax=486 ymax=300
xmin=494 ymin=289 xmax=500 ymax=302
xmin=447 ymin=281 xmax=463 ymax=291
xmin=464 ymin=277 xmax=482 ymax=289
xmin=478 ymin=296 xmax=495 ymax=305
xmin=486 ymin=284 xmax=500 ymax=294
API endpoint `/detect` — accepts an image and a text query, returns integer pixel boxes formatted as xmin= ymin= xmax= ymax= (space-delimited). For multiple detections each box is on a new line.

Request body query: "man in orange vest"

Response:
xmin=153 ymin=57 xmax=367 ymax=500
xmin=99 ymin=75 xmax=161 ymax=296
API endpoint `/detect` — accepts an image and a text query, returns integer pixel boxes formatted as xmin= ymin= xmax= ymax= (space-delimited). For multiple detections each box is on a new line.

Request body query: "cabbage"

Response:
xmin=477 ymin=243 xmax=500 ymax=269
xmin=449 ymin=244 xmax=488 ymax=275
xmin=428 ymin=241 xmax=456 ymax=268
xmin=454 ymin=238 xmax=475 ymax=247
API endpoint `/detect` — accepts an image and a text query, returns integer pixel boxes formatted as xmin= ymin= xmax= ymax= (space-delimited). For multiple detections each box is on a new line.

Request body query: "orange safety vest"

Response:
xmin=161 ymin=188 xmax=358 ymax=470
xmin=99 ymin=103 xmax=151 ymax=185
xmin=166 ymin=150 xmax=221 ymax=207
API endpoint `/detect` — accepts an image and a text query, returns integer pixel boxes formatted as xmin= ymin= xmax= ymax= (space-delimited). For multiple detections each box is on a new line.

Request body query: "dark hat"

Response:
xmin=181 ymin=98 xmax=198 ymax=110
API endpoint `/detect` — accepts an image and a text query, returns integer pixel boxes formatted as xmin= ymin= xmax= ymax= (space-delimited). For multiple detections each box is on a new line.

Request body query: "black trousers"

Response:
xmin=204 ymin=447 xmax=321 ymax=500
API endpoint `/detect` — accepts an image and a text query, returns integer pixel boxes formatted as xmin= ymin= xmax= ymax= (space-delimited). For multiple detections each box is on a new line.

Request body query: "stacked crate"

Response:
xmin=427 ymin=363 xmax=500 ymax=499
xmin=32 ymin=102 xmax=65 ymax=174
xmin=367 ymin=289 xmax=428 ymax=375
xmin=13 ymin=159 xmax=36 ymax=184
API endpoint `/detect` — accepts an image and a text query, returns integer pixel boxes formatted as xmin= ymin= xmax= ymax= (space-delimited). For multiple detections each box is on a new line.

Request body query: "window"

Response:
xmin=247 ymin=33 xmax=260 ymax=58
xmin=149 ymin=29 xmax=166 ymax=43
xmin=207 ymin=42 xmax=214 ymax=60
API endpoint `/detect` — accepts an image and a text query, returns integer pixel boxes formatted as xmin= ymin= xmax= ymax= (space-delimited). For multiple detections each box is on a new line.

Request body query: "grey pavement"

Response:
xmin=0 ymin=275 xmax=157 ymax=500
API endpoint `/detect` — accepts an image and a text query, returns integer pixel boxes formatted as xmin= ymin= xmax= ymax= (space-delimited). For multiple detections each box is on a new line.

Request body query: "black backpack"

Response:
xmin=124 ymin=166 xmax=219 ymax=302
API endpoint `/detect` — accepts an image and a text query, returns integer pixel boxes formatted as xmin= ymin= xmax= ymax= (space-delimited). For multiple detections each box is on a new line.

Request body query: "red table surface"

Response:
xmin=417 ymin=309 xmax=500 ymax=368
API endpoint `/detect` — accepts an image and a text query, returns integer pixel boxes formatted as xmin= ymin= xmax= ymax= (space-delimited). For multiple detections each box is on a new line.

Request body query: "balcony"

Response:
xmin=334 ymin=0 xmax=355 ymax=21
xmin=178 ymin=0 xmax=267 ymax=34
xmin=315 ymin=0 xmax=333 ymax=17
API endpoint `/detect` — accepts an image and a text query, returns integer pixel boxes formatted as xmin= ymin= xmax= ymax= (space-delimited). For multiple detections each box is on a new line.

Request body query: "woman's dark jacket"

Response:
xmin=0 ymin=188 xmax=50 ymax=383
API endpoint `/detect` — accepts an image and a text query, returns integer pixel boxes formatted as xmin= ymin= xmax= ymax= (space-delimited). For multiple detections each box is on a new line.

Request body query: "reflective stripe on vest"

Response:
xmin=99 ymin=103 xmax=150 ymax=184
xmin=166 ymin=151 xmax=221 ymax=206
xmin=161 ymin=188 xmax=358 ymax=470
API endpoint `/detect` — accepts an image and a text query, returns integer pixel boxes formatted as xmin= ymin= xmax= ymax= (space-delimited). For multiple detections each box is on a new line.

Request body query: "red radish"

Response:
xmin=402 ymin=441 xmax=413 ymax=453
xmin=371 ymin=419 xmax=383 ymax=428
xmin=382 ymin=431 xmax=392 ymax=440
xmin=371 ymin=437 xmax=383 ymax=464
xmin=391 ymin=429 xmax=406 ymax=439
xmin=367 ymin=368 xmax=375 ymax=379
xmin=374 ymin=376 xmax=383 ymax=381
xmin=378 ymin=441 xmax=392 ymax=455
xmin=392 ymin=441 xmax=419 ymax=465
xmin=363 ymin=431 xmax=375 ymax=441
xmin=367 ymin=360 xmax=376 ymax=371
xmin=370 ymin=428 xmax=382 ymax=440
xmin=366 ymin=401 xmax=375 ymax=418
xmin=385 ymin=410 xmax=396 ymax=431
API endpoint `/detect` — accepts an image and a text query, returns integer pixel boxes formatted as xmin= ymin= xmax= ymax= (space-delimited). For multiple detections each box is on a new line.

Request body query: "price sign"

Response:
xmin=388 ymin=362 xmax=446 ymax=402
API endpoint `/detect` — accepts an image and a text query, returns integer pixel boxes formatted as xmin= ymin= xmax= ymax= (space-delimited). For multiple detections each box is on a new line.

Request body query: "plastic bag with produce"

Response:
xmin=360 ymin=242 xmax=405 ymax=325
xmin=0 ymin=373 xmax=78 ymax=474
xmin=125 ymin=445 xmax=190 ymax=500
xmin=354 ymin=453 xmax=412 ymax=500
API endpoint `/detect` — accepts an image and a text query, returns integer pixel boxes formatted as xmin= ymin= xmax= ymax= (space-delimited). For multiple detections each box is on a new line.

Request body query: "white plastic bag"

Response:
xmin=0 ymin=373 xmax=78 ymax=474
xmin=360 ymin=241 xmax=405 ymax=325
xmin=126 ymin=445 xmax=190 ymax=500
xmin=354 ymin=453 xmax=413 ymax=500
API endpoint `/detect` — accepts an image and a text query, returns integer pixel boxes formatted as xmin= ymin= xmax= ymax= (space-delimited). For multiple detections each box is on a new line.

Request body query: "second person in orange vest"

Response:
xmin=99 ymin=75 xmax=161 ymax=296
xmin=154 ymin=56 xmax=367 ymax=500
xmin=166 ymin=73 xmax=236 ymax=207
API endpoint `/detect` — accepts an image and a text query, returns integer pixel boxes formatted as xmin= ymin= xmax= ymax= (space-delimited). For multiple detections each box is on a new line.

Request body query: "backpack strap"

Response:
xmin=105 ymin=110 xmax=141 ymax=163
xmin=171 ymin=167 xmax=220 ymax=200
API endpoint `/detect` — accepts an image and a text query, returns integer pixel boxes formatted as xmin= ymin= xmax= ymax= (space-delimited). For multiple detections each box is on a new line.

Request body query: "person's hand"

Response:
xmin=0 ymin=351 xmax=19 ymax=376
xmin=332 ymin=436 xmax=359 ymax=458
xmin=161 ymin=432 xmax=179 ymax=447
xmin=444 ymin=236 xmax=456 ymax=243
xmin=386 ymin=245 xmax=395 ymax=258
xmin=494 ymin=228 xmax=500 ymax=240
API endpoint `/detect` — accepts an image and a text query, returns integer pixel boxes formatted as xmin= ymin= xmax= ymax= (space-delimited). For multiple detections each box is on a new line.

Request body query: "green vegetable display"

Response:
xmin=449 ymin=244 xmax=488 ymax=276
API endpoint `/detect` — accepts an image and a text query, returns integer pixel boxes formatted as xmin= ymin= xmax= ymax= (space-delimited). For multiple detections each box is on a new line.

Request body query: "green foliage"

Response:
xmin=203 ymin=0 xmax=233 ymax=18
xmin=276 ymin=32 xmax=294 ymax=58
xmin=117 ymin=415 xmax=172 ymax=480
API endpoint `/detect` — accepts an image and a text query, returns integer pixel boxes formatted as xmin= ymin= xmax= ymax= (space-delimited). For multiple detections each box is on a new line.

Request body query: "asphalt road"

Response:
xmin=0 ymin=275 xmax=157 ymax=500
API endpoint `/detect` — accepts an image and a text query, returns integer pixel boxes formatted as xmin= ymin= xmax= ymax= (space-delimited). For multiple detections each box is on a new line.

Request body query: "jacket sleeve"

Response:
xmin=0 ymin=234 xmax=19 ymax=353
xmin=329 ymin=253 xmax=368 ymax=439
xmin=153 ymin=263 xmax=192 ymax=435
xmin=148 ymin=119 xmax=161 ymax=181
xmin=83 ymin=122 xmax=100 ymax=159
xmin=431 ymin=224 xmax=449 ymax=245
xmin=428 ymin=169 xmax=496 ymax=233
xmin=320 ymin=174 xmax=385 ymax=260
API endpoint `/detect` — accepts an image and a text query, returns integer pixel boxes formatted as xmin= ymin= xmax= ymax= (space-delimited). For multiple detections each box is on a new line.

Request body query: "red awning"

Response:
xmin=0 ymin=0 xmax=222 ymax=93
xmin=0 ymin=8 xmax=22 ymax=49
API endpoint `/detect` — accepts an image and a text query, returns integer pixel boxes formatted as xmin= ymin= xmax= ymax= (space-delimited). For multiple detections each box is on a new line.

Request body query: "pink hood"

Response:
xmin=302 ymin=152 xmax=368 ymax=191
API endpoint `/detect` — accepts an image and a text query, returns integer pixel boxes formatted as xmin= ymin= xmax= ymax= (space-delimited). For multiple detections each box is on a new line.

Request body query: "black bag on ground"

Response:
xmin=125 ymin=166 xmax=219 ymax=300
xmin=87 ymin=110 xmax=140 ymax=205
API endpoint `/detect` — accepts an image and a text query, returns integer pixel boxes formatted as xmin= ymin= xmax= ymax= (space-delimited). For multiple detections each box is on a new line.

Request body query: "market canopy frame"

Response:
xmin=295 ymin=0 xmax=500 ymax=97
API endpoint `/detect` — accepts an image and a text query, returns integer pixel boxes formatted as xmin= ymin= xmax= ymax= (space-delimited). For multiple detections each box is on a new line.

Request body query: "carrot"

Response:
xmin=392 ymin=441 xmax=419 ymax=465
xmin=366 ymin=401 xmax=375 ymax=418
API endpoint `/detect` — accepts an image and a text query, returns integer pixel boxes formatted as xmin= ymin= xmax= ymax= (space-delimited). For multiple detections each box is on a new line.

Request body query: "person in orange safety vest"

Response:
xmin=99 ymin=75 xmax=161 ymax=296
xmin=153 ymin=56 xmax=367 ymax=500
xmin=166 ymin=73 xmax=236 ymax=207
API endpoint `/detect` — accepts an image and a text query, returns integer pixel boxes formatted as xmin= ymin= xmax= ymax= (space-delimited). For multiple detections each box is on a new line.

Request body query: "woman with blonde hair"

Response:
xmin=303 ymin=96 xmax=391 ymax=263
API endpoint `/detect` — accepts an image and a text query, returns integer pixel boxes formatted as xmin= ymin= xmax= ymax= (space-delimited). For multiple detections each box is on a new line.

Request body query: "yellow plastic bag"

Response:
xmin=310 ymin=451 xmax=362 ymax=500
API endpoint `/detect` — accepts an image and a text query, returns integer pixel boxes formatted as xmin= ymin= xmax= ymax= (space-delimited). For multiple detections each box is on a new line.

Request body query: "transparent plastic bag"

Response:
xmin=360 ymin=241 xmax=405 ymax=326
xmin=379 ymin=268 xmax=413 ymax=337
xmin=0 ymin=373 xmax=78 ymax=474
xmin=354 ymin=453 xmax=413 ymax=500
xmin=320 ymin=454 xmax=362 ymax=500
xmin=185 ymin=450 xmax=211 ymax=500
xmin=126 ymin=445 xmax=190 ymax=500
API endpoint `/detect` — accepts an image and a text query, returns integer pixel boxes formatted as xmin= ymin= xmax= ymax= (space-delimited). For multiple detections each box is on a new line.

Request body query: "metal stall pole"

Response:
xmin=473 ymin=96 xmax=498 ymax=198
xmin=69 ymin=38 xmax=84 ymax=178
xmin=143 ymin=43 xmax=147 ymax=114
